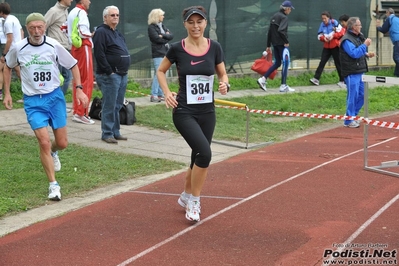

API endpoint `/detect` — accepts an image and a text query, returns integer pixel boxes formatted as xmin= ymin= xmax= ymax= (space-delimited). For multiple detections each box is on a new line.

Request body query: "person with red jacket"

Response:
xmin=310 ymin=11 xmax=346 ymax=88
xmin=67 ymin=0 xmax=95 ymax=125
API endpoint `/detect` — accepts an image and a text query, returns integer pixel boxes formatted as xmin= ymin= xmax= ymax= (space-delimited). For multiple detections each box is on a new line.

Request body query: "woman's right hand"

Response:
xmin=165 ymin=91 xmax=177 ymax=108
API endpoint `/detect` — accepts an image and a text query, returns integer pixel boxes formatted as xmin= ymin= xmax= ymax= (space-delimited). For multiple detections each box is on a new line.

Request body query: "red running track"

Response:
xmin=0 ymin=115 xmax=398 ymax=266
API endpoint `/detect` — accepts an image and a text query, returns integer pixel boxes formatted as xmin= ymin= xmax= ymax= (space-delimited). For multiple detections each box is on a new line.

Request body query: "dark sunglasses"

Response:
xmin=109 ymin=14 xmax=119 ymax=17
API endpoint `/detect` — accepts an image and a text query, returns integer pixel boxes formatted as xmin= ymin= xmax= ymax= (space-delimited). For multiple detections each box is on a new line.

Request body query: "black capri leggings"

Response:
xmin=173 ymin=112 xmax=216 ymax=168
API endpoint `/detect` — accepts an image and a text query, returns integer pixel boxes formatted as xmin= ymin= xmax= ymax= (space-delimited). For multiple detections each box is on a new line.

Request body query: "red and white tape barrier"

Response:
xmin=215 ymin=104 xmax=399 ymax=130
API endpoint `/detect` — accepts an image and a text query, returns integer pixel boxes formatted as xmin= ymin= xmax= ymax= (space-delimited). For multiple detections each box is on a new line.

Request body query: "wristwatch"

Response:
xmin=224 ymin=82 xmax=230 ymax=92
xmin=75 ymin=85 xmax=83 ymax=90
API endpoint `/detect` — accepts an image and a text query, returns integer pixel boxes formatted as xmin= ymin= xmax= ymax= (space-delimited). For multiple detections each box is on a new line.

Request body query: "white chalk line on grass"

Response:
xmin=117 ymin=137 xmax=397 ymax=266
xmin=322 ymin=193 xmax=399 ymax=266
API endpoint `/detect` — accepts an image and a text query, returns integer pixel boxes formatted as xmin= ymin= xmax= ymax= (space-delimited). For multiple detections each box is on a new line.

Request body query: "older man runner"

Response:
xmin=2 ymin=13 xmax=89 ymax=200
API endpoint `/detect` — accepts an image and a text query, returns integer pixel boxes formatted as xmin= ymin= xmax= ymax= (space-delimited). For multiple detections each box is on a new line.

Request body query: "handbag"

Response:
xmin=89 ymin=96 xmax=102 ymax=120
xmin=251 ymin=52 xmax=277 ymax=79
xmin=119 ymin=99 xmax=136 ymax=125
xmin=88 ymin=97 xmax=136 ymax=125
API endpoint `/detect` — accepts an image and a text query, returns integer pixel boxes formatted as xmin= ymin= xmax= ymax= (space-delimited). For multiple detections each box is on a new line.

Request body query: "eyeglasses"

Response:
xmin=109 ymin=14 xmax=119 ymax=17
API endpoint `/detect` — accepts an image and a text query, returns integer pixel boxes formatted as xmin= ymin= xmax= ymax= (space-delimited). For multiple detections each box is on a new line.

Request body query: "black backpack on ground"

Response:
xmin=89 ymin=97 xmax=136 ymax=125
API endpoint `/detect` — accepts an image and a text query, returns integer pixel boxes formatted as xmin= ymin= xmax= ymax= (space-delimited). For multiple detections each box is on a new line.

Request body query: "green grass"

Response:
xmin=1 ymin=67 xmax=398 ymax=218
xmin=135 ymin=85 xmax=399 ymax=143
xmin=0 ymin=131 xmax=185 ymax=218
xmin=134 ymin=67 xmax=399 ymax=143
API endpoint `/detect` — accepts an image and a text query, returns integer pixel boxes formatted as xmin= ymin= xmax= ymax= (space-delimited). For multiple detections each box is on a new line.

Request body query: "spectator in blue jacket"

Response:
xmin=377 ymin=8 xmax=399 ymax=77
xmin=93 ymin=5 xmax=131 ymax=144
xmin=340 ymin=17 xmax=375 ymax=128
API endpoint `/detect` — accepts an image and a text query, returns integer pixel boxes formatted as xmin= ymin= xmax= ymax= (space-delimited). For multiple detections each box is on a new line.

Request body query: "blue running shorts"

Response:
xmin=23 ymin=88 xmax=67 ymax=130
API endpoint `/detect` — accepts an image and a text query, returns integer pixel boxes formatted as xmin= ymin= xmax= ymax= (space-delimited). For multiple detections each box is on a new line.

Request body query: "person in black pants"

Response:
xmin=310 ymin=11 xmax=346 ymax=88
xmin=157 ymin=5 xmax=230 ymax=222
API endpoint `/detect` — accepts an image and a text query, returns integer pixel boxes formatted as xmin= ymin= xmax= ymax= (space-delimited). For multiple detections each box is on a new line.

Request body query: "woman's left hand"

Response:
xmin=218 ymin=82 xmax=229 ymax=95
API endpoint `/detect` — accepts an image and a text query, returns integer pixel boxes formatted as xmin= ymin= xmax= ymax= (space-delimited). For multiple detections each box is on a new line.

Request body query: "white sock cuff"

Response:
xmin=182 ymin=191 xmax=191 ymax=199
xmin=190 ymin=195 xmax=200 ymax=202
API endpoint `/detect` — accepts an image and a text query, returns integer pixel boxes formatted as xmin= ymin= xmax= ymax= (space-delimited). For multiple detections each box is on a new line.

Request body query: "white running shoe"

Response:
xmin=178 ymin=193 xmax=201 ymax=214
xmin=279 ymin=84 xmax=295 ymax=92
xmin=185 ymin=200 xmax=201 ymax=222
xmin=310 ymin=78 xmax=319 ymax=86
xmin=257 ymin=77 xmax=267 ymax=91
xmin=337 ymin=81 xmax=347 ymax=89
xmin=48 ymin=184 xmax=61 ymax=201
xmin=51 ymin=151 xmax=61 ymax=172
xmin=178 ymin=193 xmax=188 ymax=208
xmin=344 ymin=121 xmax=360 ymax=128
xmin=72 ymin=114 xmax=95 ymax=125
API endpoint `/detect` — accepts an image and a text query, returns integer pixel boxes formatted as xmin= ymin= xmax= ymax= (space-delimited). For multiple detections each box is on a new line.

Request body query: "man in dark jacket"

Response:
xmin=340 ymin=17 xmax=375 ymax=128
xmin=93 ymin=5 xmax=131 ymax=144
xmin=257 ymin=0 xmax=295 ymax=93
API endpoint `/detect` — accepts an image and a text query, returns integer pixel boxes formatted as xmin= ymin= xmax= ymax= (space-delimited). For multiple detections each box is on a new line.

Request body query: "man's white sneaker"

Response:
xmin=178 ymin=193 xmax=188 ymax=208
xmin=51 ymin=151 xmax=61 ymax=172
xmin=48 ymin=184 xmax=61 ymax=201
xmin=337 ymin=81 xmax=346 ymax=89
xmin=279 ymin=84 xmax=295 ymax=92
xmin=344 ymin=121 xmax=360 ymax=128
xmin=72 ymin=114 xmax=95 ymax=125
xmin=257 ymin=77 xmax=267 ymax=91
xmin=310 ymin=78 xmax=319 ymax=86
xmin=185 ymin=200 xmax=201 ymax=222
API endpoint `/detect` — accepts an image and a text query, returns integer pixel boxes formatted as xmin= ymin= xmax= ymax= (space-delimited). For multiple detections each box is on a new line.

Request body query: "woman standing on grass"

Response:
xmin=157 ymin=5 xmax=230 ymax=222
xmin=147 ymin=8 xmax=173 ymax=103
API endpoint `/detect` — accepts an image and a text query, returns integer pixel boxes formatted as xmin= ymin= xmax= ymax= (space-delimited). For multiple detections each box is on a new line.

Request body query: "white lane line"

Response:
xmin=322 ymin=193 xmax=399 ymax=266
xmin=129 ymin=191 xmax=245 ymax=201
xmin=117 ymin=137 xmax=397 ymax=266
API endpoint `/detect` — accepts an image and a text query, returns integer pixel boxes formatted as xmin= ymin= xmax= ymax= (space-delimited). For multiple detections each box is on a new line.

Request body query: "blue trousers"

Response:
xmin=344 ymin=73 xmax=364 ymax=125
xmin=151 ymin=57 xmax=164 ymax=97
xmin=263 ymin=45 xmax=287 ymax=85
xmin=96 ymin=73 xmax=127 ymax=139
